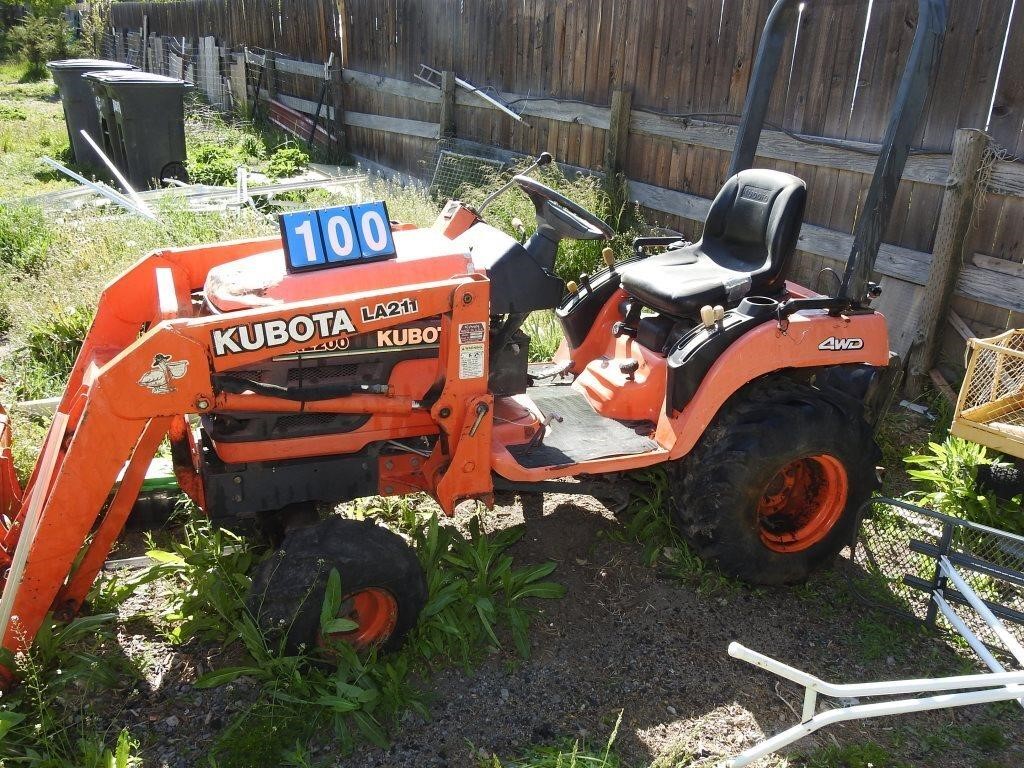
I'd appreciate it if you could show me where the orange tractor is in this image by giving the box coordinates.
[0,0,947,679]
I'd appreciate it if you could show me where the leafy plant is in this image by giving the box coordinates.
[0,613,140,766]
[611,469,733,595]
[6,304,92,400]
[188,143,244,186]
[523,310,563,362]
[164,507,565,763]
[266,144,310,179]
[139,510,255,644]
[904,437,1022,533]
[468,162,646,282]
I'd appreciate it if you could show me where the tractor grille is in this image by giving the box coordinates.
[275,413,338,430]
[287,363,360,384]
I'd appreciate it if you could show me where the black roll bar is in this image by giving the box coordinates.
[729,0,949,304]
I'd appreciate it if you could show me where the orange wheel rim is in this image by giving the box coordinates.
[756,454,848,553]
[320,587,398,650]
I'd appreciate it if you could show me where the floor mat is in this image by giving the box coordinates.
[508,385,659,469]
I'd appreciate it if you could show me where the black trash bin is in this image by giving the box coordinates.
[82,71,192,189]
[47,58,136,169]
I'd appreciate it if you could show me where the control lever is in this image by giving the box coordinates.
[525,411,563,454]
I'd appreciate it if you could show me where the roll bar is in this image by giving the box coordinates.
[729,0,949,304]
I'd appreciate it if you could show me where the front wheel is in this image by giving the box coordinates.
[670,377,879,585]
[247,517,427,654]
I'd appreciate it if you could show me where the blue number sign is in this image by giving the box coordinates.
[279,201,397,272]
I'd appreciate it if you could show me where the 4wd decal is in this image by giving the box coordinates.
[212,309,357,357]
[818,336,864,351]
[360,298,418,323]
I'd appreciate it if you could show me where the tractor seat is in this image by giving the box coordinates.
[619,169,806,317]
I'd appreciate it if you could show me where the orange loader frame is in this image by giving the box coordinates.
[0,238,496,683]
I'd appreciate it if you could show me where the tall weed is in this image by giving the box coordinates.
[0,614,141,766]
[904,437,1022,533]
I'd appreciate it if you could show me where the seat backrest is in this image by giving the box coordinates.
[701,168,807,291]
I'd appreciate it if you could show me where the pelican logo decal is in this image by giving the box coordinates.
[138,354,189,394]
[818,336,864,351]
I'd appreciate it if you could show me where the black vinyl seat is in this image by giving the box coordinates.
[619,169,807,318]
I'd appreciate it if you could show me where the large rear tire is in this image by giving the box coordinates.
[671,376,879,585]
[247,517,427,654]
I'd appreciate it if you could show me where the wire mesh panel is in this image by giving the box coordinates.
[428,148,504,201]
[953,329,1024,459]
[850,498,1024,666]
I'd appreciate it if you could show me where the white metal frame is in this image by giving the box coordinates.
[724,556,1024,767]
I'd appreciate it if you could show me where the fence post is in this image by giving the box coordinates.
[265,51,277,101]
[230,51,248,116]
[440,70,457,140]
[605,88,632,207]
[605,88,632,176]
[330,64,347,156]
[906,128,989,398]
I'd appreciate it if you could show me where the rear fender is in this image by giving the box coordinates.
[662,311,890,459]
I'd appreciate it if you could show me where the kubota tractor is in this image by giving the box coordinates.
[0,0,947,679]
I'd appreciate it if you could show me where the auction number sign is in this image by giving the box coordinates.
[279,201,397,272]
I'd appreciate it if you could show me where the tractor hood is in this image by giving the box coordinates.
[205,228,475,313]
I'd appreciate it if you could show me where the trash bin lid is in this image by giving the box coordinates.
[47,58,136,72]
[82,71,190,88]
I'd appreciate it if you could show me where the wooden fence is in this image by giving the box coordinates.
[106,0,1024,388]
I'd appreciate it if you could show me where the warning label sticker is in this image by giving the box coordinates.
[459,342,485,379]
[459,322,486,344]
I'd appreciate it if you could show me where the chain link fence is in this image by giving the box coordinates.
[849,497,1024,667]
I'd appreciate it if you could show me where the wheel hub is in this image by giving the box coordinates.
[757,454,848,553]
[321,587,399,650]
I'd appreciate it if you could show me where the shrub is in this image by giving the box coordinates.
[7,14,74,81]
[188,143,243,186]
[266,144,310,179]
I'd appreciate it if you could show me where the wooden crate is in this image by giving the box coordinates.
[952,329,1024,460]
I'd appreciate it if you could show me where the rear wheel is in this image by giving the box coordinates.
[247,517,427,654]
[671,377,879,585]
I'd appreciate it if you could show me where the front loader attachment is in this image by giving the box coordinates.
[0,234,493,686]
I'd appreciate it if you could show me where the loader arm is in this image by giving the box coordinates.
[0,238,493,684]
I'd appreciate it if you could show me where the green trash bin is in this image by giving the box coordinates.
[47,58,136,169]
[82,71,192,189]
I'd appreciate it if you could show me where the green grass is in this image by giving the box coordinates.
[488,712,624,767]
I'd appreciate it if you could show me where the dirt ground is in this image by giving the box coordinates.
[100,484,1023,768]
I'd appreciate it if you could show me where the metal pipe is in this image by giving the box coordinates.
[78,129,156,219]
[940,556,1024,664]
[728,642,1024,697]
[725,682,1024,768]
[40,157,154,220]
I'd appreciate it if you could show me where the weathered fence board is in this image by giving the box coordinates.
[106,0,1024,355]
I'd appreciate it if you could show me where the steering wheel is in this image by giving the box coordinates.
[514,175,615,242]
